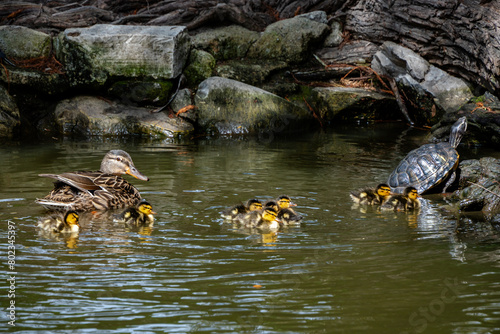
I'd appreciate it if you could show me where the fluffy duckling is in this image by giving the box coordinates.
[221,203,247,220]
[350,183,392,205]
[245,199,263,211]
[276,195,296,209]
[278,208,303,226]
[114,201,156,226]
[37,211,80,233]
[235,207,280,229]
[264,200,280,212]
[380,187,420,212]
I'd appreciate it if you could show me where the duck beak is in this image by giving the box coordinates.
[126,166,149,181]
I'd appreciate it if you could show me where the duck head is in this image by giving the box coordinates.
[100,150,149,181]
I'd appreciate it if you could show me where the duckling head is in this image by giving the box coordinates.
[246,199,263,211]
[64,211,80,231]
[376,184,391,200]
[276,195,296,209]
[137,201,156,216]
[262,207,279,222]
[100,150,149,181]
[404,187,419,200]
[264,200,280,212]
[277,208,302,225]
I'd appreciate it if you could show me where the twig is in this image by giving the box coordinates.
[468,181,500,198]
[388,77,414,126]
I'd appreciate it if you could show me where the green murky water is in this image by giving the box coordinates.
[1,124,500,333]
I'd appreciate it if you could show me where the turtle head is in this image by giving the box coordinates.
[449,117,467,148]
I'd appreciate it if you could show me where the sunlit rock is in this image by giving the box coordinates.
[52,96,193,138]
[55,25,190,86]
[247,14,330,64]
[194,76,314,136]
[311,86,397,122]
[372,41,473,124]
[0,85,20,138]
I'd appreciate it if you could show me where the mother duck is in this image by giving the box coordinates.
[36,150,149,211]
[387,117,467,194]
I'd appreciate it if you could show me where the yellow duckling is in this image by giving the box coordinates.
[350,183,392,205]
[380,187,421,212]
[37,211,80,233]
[114,201,156,226]
[277,208,303,225]
[245,198,263,211]
[235,207,280,229]
[276,195,296,209]
[264,200,280,212]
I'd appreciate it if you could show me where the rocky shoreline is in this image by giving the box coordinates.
[0,9,499,147]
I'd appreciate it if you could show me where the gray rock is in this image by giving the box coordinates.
[0,85,20,138]
[108,80,173,106]
[247,16,330,64]
[0,26,52,59]
[56,25,190,86]
[372,41,473,123]
[190,25,259,61]
[316,40,378,65]
[184,49,216,86]
[323,20,343,48]
[311,87,397,121]
[456,157,500,221]
[215,59,288,86]
[53,96,193,138]
[194,77,314,136]
[296,11,328,24]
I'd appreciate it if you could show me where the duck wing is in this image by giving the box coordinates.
[39,171,103,195]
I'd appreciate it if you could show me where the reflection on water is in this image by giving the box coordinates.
[1,125,500,333]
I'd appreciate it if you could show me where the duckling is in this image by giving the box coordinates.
[114,201,156,226]
[245,198,263,211]
[276,195,296,209]
[264,200,280,212]
[37,211,80,233]
[235,207,280,229]
[277,208,303,226]
[380,187,420,212]
[350,183,392,205]
[221,203,247,220]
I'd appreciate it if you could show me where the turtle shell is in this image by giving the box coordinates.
[387,142,459,194]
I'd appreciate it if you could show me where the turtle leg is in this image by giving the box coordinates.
[442,171,456,193]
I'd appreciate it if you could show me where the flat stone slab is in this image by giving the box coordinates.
[57,24,190,85]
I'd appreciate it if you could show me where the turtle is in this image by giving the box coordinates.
[387,116,468,194]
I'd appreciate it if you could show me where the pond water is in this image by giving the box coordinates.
[1,124,500,334]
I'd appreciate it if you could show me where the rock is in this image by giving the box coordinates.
[194,77,314,136]
[215,59,288,86]
[455,157,500,221]
[190,25,259,61]
[322,20,343,48]
[108,80,173,106]
[0,68,69,96]
[184,49,216,87]
[0,26,52,59]
[296,11,328,24]
[53,96,193,138]
[311,87,398,122]
[171,88,196,123]
[371,41,473,124]
[55,25,190,87]
[247,15,330,64]
[0,85,21,138]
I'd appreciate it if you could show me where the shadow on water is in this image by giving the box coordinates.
[1,123,499,333]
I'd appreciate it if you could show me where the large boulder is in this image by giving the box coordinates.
[0,26,52,60]
[194,77,314,136]
[52,96,193,138]
[372,41,473,125]
[0,85,20,138]
[55,25,190,87]
[247,14,330,64]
